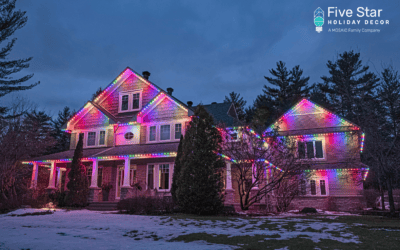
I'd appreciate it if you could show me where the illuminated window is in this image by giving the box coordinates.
[160,125,170,140]
[159,164,169,190]
[175,124,182,139]
[87,132,96,146]
[149,126,156,141]
[99,131,106,145]
[147,165,154,189]
[298,140,324,159]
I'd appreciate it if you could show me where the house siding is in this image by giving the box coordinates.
[74,107,110,130]
[142,97,187,123]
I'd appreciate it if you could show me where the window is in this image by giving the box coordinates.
[97,167,103,187]
[124,132,134,140]
[87,132,96,146]
[175,124,182,139]
[147,165,154,189]
[119,91,142,112]
[160,125,170,140]
[298,140,324,159]
[159,164,169,190]
[132,93,140,109]
[149,126,156,141]
[87,167,92,187]
[320,180,326,195]
[99,131,106,145]
[310,180,316,195]
[121,95,129,111]
[130,165,137,185]
[300,179,306,195]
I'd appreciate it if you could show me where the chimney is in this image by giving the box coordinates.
[166,87,174,96]
[142,71,151,80]
[187,101,193,107]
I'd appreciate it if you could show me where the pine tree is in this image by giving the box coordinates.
[91,87,103,101]
[66,134,89,207]
[51,106,72,153]
[320,50,379,122]
[0,0,39,116]
[171,134,183,204]
[254,61,311,126]
[224,91,247,121]
[176,105,225,215]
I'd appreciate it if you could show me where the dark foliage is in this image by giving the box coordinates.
[171,134,183,204]
[65,135,88,207]
[51,106,72,153]
[117,196,175,215]
[224,91,247,121]
[300,207,317,213]
[175,105,225,215]
[0,0,39,116]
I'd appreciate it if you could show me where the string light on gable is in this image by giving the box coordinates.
[360,133,365,153]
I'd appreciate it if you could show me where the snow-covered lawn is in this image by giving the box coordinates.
[0,208,397,249]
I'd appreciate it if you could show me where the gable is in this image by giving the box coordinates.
[72,104,112,130]
[141,95,188,123]
[96,70,160,117]
[270,99,359,132]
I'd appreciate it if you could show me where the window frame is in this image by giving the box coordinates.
[146,122,185,143]
[297,137,326,161]
[118,90,142,113]
[75,129,108,148]
[305,177,329,196]
[146,163,174,192]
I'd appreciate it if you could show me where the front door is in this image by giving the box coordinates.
[116,166,124,199]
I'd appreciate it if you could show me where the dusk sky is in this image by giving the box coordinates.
[3,0,400,116]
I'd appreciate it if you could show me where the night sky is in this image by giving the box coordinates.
[2,0,399,116]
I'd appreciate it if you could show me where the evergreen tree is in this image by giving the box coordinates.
[51,106,72,153]
[91,87,103,101]
[171,134,183,204]
[320,50,379,122]
[0,0,39,116]
[176,105,225,215]
[254,61,311,126]
[66,134,88,207]
[224,91,247,121]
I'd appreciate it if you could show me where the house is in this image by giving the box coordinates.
[23,68,239,203]
[23,68,368,211]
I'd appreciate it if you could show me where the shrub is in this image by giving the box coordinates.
[301,207,317,213]
[48,191,68,207]
[363,189,380,209]
[0,198,23,214]
[117,196,175,215]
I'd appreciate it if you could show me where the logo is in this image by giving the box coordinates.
[314,7,324,33]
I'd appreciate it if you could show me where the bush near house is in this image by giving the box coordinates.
[117,196,175,215]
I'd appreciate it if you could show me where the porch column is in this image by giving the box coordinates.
[47,161,56,189]
[226,161,233,190]
[56,168,63,189]
[90,159,99,188]
[122,157,131,187]
[30,162,39,189]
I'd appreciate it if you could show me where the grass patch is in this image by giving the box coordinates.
[9,211,53,217]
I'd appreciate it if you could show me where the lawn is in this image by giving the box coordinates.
[0,209,399,250]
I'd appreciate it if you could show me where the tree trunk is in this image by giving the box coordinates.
[379,180,385,210]
[386,177,396,217]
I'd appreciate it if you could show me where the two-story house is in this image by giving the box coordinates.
[23,68,238,203]
[24,68,368,211]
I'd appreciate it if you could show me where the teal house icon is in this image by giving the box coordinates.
[314,7,324,33]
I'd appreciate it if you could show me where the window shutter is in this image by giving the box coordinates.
[140,126,147,144]
[306,142,314,158]
[106,129,114,146]
[320,180,326,195]
[298,142,305,159]
[70,133,77,150]
[310,180,316,195]
[315,141,323,158]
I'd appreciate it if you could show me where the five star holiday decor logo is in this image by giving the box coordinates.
[314,7,324,33]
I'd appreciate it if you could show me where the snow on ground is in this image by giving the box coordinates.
[0,209,360,250]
